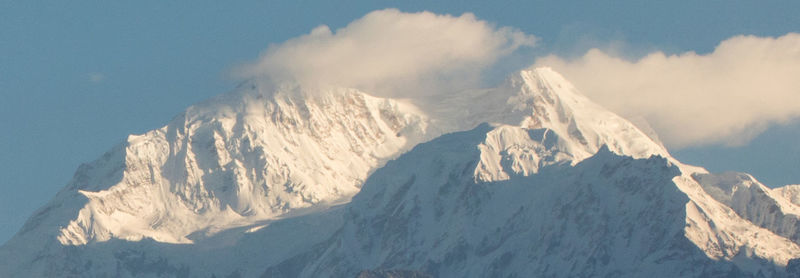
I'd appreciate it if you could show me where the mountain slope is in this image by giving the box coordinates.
[0,82,435,276]
[2,68,799,277]
[420,68,670,163]
[693,172,800,244]
[56,83,432,245]
[264,69,800,277]
[269,124,800,277]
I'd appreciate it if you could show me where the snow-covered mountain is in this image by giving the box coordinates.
[0,82,436,276]
[264,70,800,277]
[27,83,433,244]
[271,126,800,277]
[2,68,799,277]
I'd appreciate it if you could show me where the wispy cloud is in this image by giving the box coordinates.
[234,9,536,97]
[536,33,800,149]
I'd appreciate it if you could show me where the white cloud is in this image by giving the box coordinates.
[235,9,535,97]
[535,33,800,149]
[233,9,799,150]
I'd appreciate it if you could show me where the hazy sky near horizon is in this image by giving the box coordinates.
[1,1,799,245]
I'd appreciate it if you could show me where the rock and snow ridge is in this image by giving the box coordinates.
[2,67,800,277]
[264,70,800,277]
[52,84,432,246]
[273,124,800,277]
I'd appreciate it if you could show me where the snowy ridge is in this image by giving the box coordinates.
[47,68,672,245]
[470,68,671,182]
[42,83,433,246]
[421,68,670,162]
[510,68,669,159]
[273,131,713,277]
[266,69,800,277]
[691,172,800,244]
[272,123,800,277]
[2,68,800,277]
[677,175,800,269]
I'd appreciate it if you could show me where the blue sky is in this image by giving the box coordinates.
[1,1,798,244]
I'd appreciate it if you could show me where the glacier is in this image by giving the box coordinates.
[1,68,799,277]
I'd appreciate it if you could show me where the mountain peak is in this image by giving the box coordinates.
[279,119,798,277]
[5,67,799,277]
[507,67,670,160]
[50,68,673,244]
[29,84,437,246]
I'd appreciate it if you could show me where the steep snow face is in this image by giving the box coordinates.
[421,68,671,183]
[423,68,670,163]
[262,69,800,277]
[692,172,800,244]
[675,175,800,271]
[276,124,800,278]
[50,83,431,245]
[507,68,669,160]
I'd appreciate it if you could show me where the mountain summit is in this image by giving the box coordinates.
[2,68,799,277]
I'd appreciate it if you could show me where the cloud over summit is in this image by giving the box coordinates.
[235,9,800,150]
[537,33,800,149]
[235,9,536,97]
